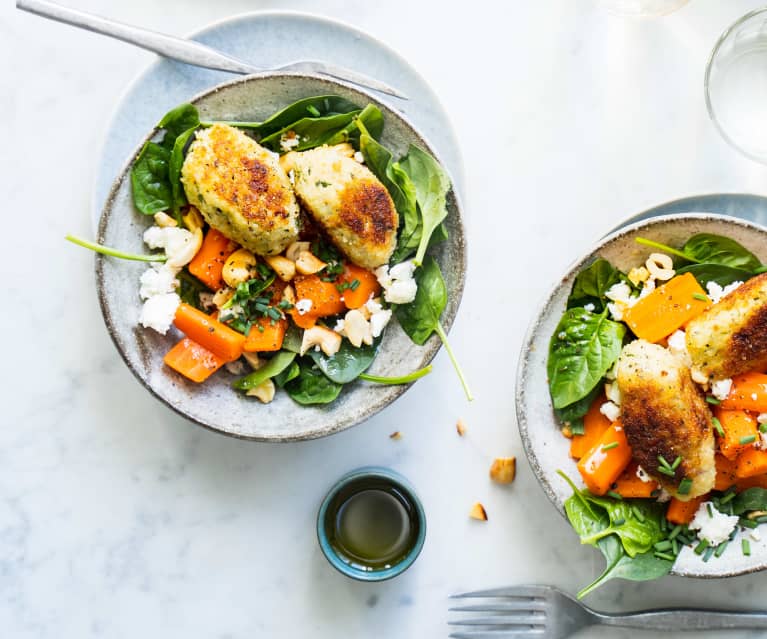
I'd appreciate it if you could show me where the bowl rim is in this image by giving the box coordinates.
[515,211,767,578]
[95,71,467,442]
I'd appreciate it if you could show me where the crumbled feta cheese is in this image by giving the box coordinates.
[689,502,739,545]
[365,297,384,315]
[605,382,621,405]
[375,261,417,304]
[353,151,365,164]
[279,132,300,152]
[667,329,692,366]
[143,226,196,266]
[288,169,295,185]
[600,401,621,422]
[691,368,709,386]
[711,378,733,402]
[295,299,313,315]
[369,308,392,338]
[636,465,651,483]
[333,319,345,333]
[584,303,596,312]
[607,302,624,321]
[706,280,743,304]
[139,264,179,300]
[605,282,633,305]
[139,293,180,334]
[758,413,767,425]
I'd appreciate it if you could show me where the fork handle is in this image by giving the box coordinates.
[598,609,767,631]
[16,0,259,74]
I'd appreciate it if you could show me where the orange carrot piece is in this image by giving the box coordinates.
[613,462,660,498]
[173,303,245,362]
[243,317,287,353]
[576,420,633,496]
[666,495,705,525]
[569,394,611,459]
[293,274,345,317]
[736,448,767,478]
[289,311,319,329]
[338,263,381,309]
[714,453,740,491]
[720,372,767,413]
[623,273,709,343]
[189,228,237,290]
[736,474,767,491]
[163,337,226,383]
[715,408,758,460]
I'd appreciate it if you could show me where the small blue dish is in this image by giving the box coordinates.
[317,466,426,581]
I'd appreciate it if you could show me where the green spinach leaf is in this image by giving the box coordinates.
[168,126,198,214]
[567,259,625,312]
[131,142,172,214]
[394,256,447,345]
[158,103,200,148]
[554,384,601,431]
[676,263,754,288]
[732,487,767,515]
[682,233,762,271]
[281,324,303,354]
[326,104,384,146]
[232,351,297,391]
[273,361,301,388]
[548,308,625,409]
[579,543,673,599]
[259,111,362,152]
[309,337,381,384]
[285,362,343,405]
[176,269,211,310]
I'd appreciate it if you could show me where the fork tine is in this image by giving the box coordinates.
[449,630,545,639]
[449,615,544,627]
[451,585,552,599]
[449,601,545,613]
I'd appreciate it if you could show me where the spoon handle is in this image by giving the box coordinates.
[16,0,260,74]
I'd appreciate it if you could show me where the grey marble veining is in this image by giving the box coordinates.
[5,0,767,637]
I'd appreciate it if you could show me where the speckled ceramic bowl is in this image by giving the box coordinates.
[516,213,767,578]
[96,73,466,442]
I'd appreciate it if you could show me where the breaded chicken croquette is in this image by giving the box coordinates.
[617,339,715,500]
[686,273,767,381]
[280,145,398,269]
[181,124,299,255]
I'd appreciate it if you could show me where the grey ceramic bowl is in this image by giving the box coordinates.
[516,213,767,578]
[96,72,466,442]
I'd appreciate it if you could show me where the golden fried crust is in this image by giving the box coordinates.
[617,340,715,500]
[281,145,398,269]
[686,273,767,380]
[181,124,299,255]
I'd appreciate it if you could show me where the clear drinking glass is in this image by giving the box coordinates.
[599,0,689,17]
[706,8,767,163]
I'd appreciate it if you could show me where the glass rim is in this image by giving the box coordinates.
[704,6,767,164]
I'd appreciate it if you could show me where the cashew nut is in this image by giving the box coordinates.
[295,251,327,275]
[166,227,203,268]
[222,248,257,288]
[285,241,312,262]
[627,266,650,287]
[246,378,275,403]
[646,252,675,281]
[300,325,342,356]
[183,206,205,233]
[282,285,296,306]
[153,211,177,228]
[264,255,296,282]
[212,287,234,309]
[343,309,373,347]
[242,352,263,370]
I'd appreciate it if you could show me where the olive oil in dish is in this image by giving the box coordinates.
[325,479,420,571]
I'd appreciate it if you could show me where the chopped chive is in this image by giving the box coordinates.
[742,539,751,556]
[760,423,767,434]
[706,396,721,405]
[702,545,715,562]
[740,435,757,445]
[715,541,729,557]
[349,278,360,291]
[602,441,620,451]
[654,551,676,561]
[672,538,679,555]
[720,490,737,505]
[669,524,683,540]
[657,455,672,470]
[740,518,758,529]
[570,422,585,436]
[677,478,693,495]
[607,490,623,500]
[631,506,646,523]
[707,503,714,518]
[712,416,725,437]
[677,534,694,545]
[692,293,708,302]
[654,540,673,552]
[306,105,321,117]
[671,455,683,470]
[657,466,677,477]
[694,539,710,555]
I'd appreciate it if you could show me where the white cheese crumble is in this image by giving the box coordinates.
[689,502,739,545]
[711,378,733,402]
[600,401,621,423]
[758,413,767,425]
[353,151,365,164]
[143,226,197,267]
[295,299,313,315]
[139,293,180,334]
[605,282,638,321]
[605,382,622,405]
[279,132,300,152]
[636,465,651,483]
[139,264,179,300]
[375,260,417,304]
[691,368,709,386]
[287,169,296,185]
[667,329,692,366]
[584,303,596,312]
[706,280,743,304]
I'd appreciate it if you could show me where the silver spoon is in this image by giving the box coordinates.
[16,0,407,99]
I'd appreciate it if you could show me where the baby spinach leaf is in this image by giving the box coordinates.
[131,141,172,214]
[326,104,384,146]
[232,351,297,391]
[567,259,625,312]
[168,126,198,214]
[682,233,762,271]
[400,145,451,267]
[548,308,625,409]
[676,263,754,288]
[732,487,767,515]
[579,544,673,599]
[394,256,446,345]
[273,361,300,388]
[281,324,303,354]
[285,362,343,405]
[580,494,665,557]
[259,111,362,152]
[554,384,601,431]
[158,103,200,148]
[176,269,211,310]
[309,337,381,384]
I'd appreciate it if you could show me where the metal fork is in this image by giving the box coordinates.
[449,585,767,638]
[16,0,406,99]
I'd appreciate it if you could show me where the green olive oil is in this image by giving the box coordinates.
[325,479,419,571]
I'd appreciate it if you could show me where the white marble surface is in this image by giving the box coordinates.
[5,1,767,637]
